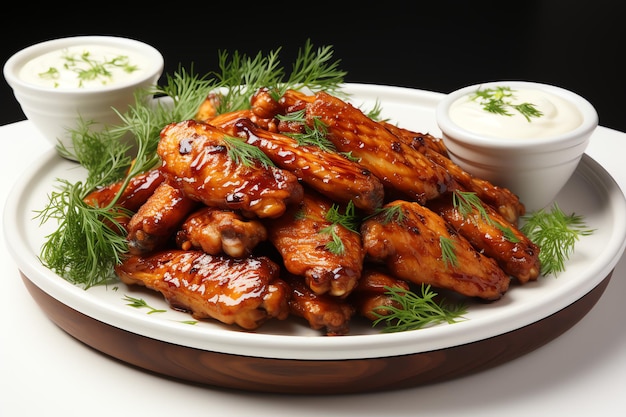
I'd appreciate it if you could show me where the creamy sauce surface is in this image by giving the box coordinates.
[449,87,583,139]
[19,44,150,89]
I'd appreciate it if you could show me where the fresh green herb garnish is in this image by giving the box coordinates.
[341,151,360,162]
[439,236,458,268]
[278,40,347,98]
[37,180,131,287]
[38,67,61,88]
[214,39,346,112]
[453,190,489,220]
[36,91,172,287]
[37,41,345,288]
[325,200,359,233]
[320,201,359,254]
[277,110,337,152]
[222,135,274,168]
[452,190,519,242]
[372,284,467,332]
[471,86,543,122]
[367,204,405,225]
[364,99,384,121]
[521,203,594,275]
[122,295,167,314]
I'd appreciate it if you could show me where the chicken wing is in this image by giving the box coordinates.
[283,273,354,336]
[427,192,541,283]
[115,250,290,330]
[349,267,410,321]
[175,206,267,258]
[380,121,449,156]
[305,91,454,204]
[84,168,166,212]
[265,188,364,297]
[157,120,303,219]
[126,181,199,255]
[83,168,167,231]
[229,117,384,213]
[361,200,510,300]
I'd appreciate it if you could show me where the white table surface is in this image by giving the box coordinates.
[1,120,625,417]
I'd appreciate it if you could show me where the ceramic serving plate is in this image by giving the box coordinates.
[4,84,626,394]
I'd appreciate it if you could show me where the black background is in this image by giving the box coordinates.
[2,1,624,132]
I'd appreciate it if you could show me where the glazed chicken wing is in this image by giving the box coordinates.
[380,121,449,156]
[427,192,541,283]
[265,189,364,297]
[175,206,267,258]
[115,250,290,330]
[84,168,167,212]
[84,168,167,231]
[205,102,384,214]
[283,274,354,336]
[229,117,384,213]
[157,120,303,219]
[305,91,454,204]
[126,181,198,255]
[361,200,510,300]
[349,268,410,321]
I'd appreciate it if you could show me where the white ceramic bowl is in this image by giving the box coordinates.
[436,81,598,212]
[4,35,164,158]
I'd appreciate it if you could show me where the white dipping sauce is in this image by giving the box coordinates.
[18,44,149,90]
[449,87,583,139]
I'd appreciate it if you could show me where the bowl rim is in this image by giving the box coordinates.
[3,35,164,94]
[435,80,598,149]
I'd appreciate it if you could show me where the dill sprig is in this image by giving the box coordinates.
[213,39,346,113]
[453,190,489,219]
[439,236,458,268]
[37,179,131,287]
[520,203,594,276]
[367,204,405,225]
[280,40,347,96]
[277,110,336,152]
[57,118,133,188]
[452,190,519,242]
[152,65,217,121]
[122,295,167,314]
[326,200,360,233]
[364,99,384,121]
[213,48,284,113]
[320,201,359,254]
[372,284,467,332]
[222,135,274,168]
[471,86,543,122]
[37,101,166,287]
